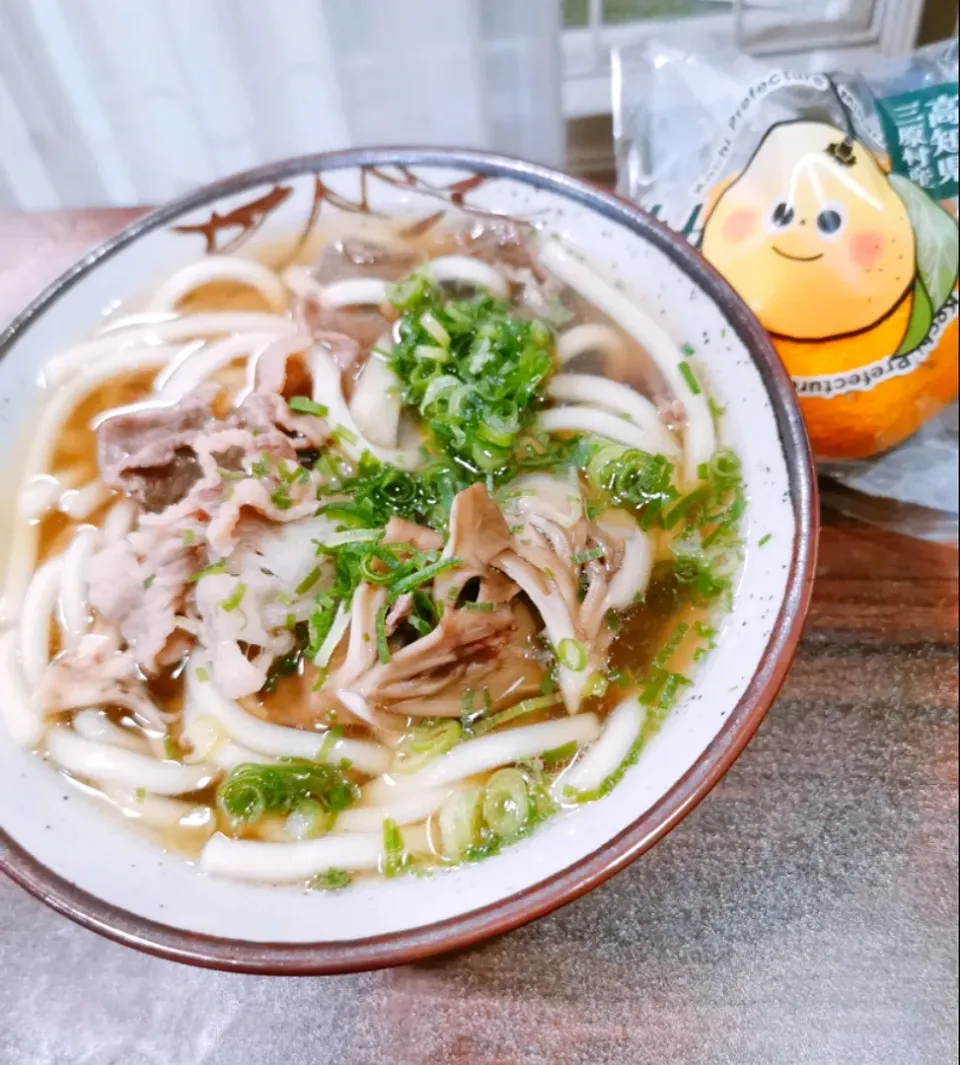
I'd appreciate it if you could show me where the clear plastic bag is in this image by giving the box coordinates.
[614,40,959,540]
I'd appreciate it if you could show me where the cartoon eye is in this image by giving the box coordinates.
[769,201,795,230]
[816,205,846,239]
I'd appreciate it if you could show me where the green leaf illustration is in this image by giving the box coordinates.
[895,278,933,356]
[889,173,960,311]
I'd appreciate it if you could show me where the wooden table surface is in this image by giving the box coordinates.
[0,210,957,1065]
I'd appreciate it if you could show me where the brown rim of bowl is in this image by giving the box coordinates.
[0,146,819,975]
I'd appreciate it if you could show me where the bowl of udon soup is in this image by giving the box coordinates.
[0,149,815,972]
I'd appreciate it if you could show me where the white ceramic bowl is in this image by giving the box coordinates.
[0,149,817,972]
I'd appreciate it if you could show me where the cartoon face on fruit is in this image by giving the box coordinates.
[702,121,918,341]
[700,119,959,460]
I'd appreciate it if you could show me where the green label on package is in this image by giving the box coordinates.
[877,84,959,200]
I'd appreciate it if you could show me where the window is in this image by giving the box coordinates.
[561,0,922,118]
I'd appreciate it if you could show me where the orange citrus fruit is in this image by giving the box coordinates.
[700,119,959,459]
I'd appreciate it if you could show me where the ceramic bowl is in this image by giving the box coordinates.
[0,148,817,973]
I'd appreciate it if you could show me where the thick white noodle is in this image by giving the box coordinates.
[59,480,112,521]
[101,786,214,831]
[102,499,137,543]
[3,346,179,622]
[58,526,100,647]
[146,256,288,313]
[238,333,314,404]
[154,332,284,401]
[426,256,510,299]
[539,239,715,483]
[0,630,42,746]
[539,407,675,456]
[310,347,419,469]
[282,265,326,303]
[349,349,401,449]
[546,374,679,457]
[97,311,179,335]
[72,709,147,752]
[186,658,390,775]
[200,831,384,882]
[213,741,278,772]
[46,727,216,796]
[364,715,601,803]
[495,552,588,714]
[42,314,295,388]
[19,473,74,521]
[19,556,63,686]
[318,277,389,308]
[557,323,625,365]
[555,698,646,796]
[333,786,459,833]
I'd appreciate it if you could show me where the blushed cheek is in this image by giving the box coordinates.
[851,230,886,270]
[722,208,757,243]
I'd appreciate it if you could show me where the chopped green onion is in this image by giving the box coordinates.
[572,546,605,566]
[419,310,450,347]
[288,396,329,418]
[382,817,407,878]
[583,671,609,699]
[471,692,563,736]
[678,360,702,396]
[375,602,390,664]
[332,426,358,447]
[437,786,484,860]
[758,533,773,547]
[195,666,210,683]
[316,726,343,763]
[540,741,578,766]
[389,556,462,596]
[270,484,293,511]
[285,798,331,841]
[557,638,587,672]
[481,768,530,842]
[461,600,495,612]
[309,868,353,892]
[413,343,449,362]
[296,566,323,596]
[182,529,196,546]
[680,342,696,357]
[142,574,156,589]
[393,720,461,774]
[219,582,247,612]
[217,760,358,827]
[709,449,742,488]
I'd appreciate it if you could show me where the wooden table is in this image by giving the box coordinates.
[1,210,957,1065]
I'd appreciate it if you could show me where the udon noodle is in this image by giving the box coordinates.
[0,217,745,888]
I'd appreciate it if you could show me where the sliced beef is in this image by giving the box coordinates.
[454,219,536,273]
[313,238,422,284]
[38,636,162,725]
[237,391,329,450]
[97,385,218,512]
[87,527,200,675]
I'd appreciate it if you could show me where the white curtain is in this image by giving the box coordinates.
[0,0,564,210]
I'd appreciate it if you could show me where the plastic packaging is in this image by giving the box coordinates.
[614,40,959,540]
